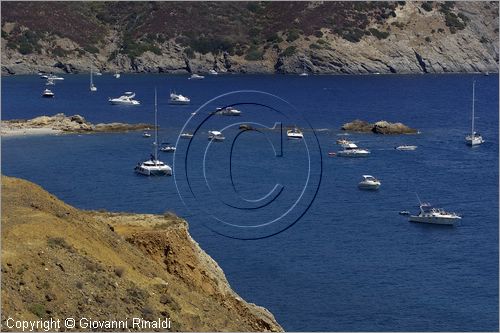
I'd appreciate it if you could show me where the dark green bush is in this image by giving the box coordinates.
[480,36,489,44]
[244,45,263,61]
[342,28,365,43]
[369,28,390,40]
[313,30,323,38]
[317,39,327,45]
[266,33,283,43]
[52,46,69,57]
[84,44,99,54]
[444,12,466,33]
[286,29,302,43]
[1,29,7,38]
[421,2,433,12]
[184,47,195,59]
[280,45,296,57]
[425,36,431,42]
[309,43,321,49]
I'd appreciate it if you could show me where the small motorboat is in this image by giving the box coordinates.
[169,92,190,105]
[208,130,225,142]
[114,72,121,78]
[189,73,205,80]
[337,143,370,157]
[143,132,151,138]
[95,72,103,76]
[42,88,54,98]
[395,145,417,151]
[109,92,140,105]
[160,145,176,153]
[180,132,194,139]
[409,202,461,225]
[399,211,411,216]
[47,74,64,80]
[328,152,336,157]
[45,79,55,86]
[208,69,218,75]
[358,175,381,190]
[215,107,242,116]
[287,128,303,140]
[336,138,353,145]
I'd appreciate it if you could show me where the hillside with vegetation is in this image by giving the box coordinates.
[1,176,282,331]
[1,1,498,75]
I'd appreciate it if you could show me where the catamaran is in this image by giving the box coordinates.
[134,90,172,176]
[465,81,484,146]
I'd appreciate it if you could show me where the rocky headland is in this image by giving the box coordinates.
[1,2,498,76]
[1,175,283,331]
[342,119,418,134]
[1,113,153,136]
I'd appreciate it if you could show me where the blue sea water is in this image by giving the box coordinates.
[2,73,498,331]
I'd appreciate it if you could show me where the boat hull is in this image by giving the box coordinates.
[408,216,460,225]
[169,100,190,105]
[134,166,172,176]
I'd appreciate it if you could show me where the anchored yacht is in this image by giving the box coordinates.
[208,130,225,142]
[337,143,370,157]
[215,107,242,116]
[409,203,461,225]
[465,81,484,146]
[180,132,194,139]
[109,92,140,105]
[42,88,54,98]
[287,128,304,140]
[169,92,190,105]
[395,145,417,151]
[358,175,381,190]
[189,73,205,80]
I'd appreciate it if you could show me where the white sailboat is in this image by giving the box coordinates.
[134,89,172,176]
[89,67,97,92]
[465,81,484,146]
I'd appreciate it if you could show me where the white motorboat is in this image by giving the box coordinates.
[395,145,417,151]
[47,74,64,80]
[89,67,97,92]
[189,73,205,80]
[143,132,151,138]
[337,143,370,157]
[336,138,353,145]
[409,202,461,225]
[135,90,172,176]
[208,69,218,75]
[208,130,225,142]
[114,72,121,78]
[42,88,54,98]
[45,78,55,86]
[95,72,103,76]
[160,145,176,153]
[358,175,381,190]
[465,81,484,146]
[39,73,48,79]
[287,128,303,140]
[169,92,190,105]
[109,92,140,105]
[299,72,309,77]
[180,132,194,139]
[215,107,242,116]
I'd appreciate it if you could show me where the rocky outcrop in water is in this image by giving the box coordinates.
[342,119,417,134]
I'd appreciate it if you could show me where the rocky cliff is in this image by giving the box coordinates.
[1,1,498,75]
[1,176,282,331]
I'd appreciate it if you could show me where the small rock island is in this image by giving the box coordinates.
[341,119,418,134]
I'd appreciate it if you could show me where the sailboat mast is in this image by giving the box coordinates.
[90,66,93,86]
[471,81,475,136]
[154,88,158,162]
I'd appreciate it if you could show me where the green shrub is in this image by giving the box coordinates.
[280,45,296,57]
[421,2,433,12]
[29,304,45,318]
[18,42,33,55]
[444,12,466,33]
[184,47,195,59]
[266,33,283,43]
[84,44,99,54]
[480,36,489,44]
[309,43,321,49]
[369,28,390,40]
[341,28,365,43]
[52,46,68,57]
[1,29,7,38]
[286,29,302,43]
[425,36,431,42]
[313,30,323,38]
[244,45,263,61]
[317,39,327,45]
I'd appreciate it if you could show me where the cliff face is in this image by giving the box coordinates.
[1,1,498,75]
[1,176,282,331]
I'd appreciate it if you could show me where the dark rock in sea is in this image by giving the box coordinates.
[341,120,417,134]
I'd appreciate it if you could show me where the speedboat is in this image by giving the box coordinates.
[465,81,484,146]
[337,143,370,157]
[208,130,225,142]
[208,69,218,75]
[287,128,303,140]
[42,88,54,98]
[409,202,461,225]
[169,92,190,105]
[336,138,353,145]
[47,74,64,80]
[109,92,140,105]
[180,132,194,139]
[299,72,309,77]
[358,175,381,190]
[215,107,242,116]
[160,145,176,153]
[114,72,120,78]
[395,145,417,151]
[95,72,103,76]
[189,73,205,80]
[143,132,151,138]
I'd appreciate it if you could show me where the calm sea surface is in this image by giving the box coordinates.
[2,73,498,331]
